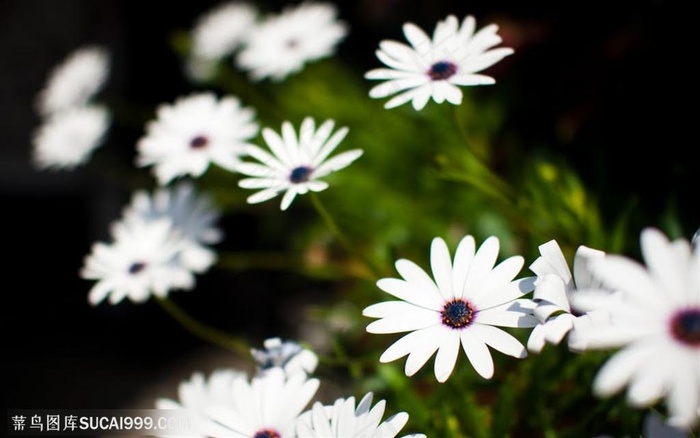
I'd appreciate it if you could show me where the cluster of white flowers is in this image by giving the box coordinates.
[186,1,348,82]
[363,229,700,430]
[155,337,426,438]
[32,45,111,170]
[80,181,222,305]
[31,2,698,433]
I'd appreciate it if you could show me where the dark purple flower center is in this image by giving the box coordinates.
[128,262,147,275]
[253,429,281,438]
[428,61,458,81]
[670,308,700,347]
[289,166,312,183]
[441,298,476,329]
[189,135,209,149]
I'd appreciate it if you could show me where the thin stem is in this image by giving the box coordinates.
[308,192,382,279]
[155,296,249,356]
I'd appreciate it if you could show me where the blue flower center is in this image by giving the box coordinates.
[289,166,312,183]
[428,61,458,80]
[441,298,475,329]
[670,308,700,346]
[189,135,209,149]
[128,262,146,275]
[253,429,281,438]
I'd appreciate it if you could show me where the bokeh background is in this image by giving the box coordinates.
[3,0,690,435]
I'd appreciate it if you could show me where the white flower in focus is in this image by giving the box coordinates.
[123,181,223,272]
[363,235,537,382]
[296,392,426,438]
[136,92,259,185]
[236,117,362,210]
[203,368,319,438]
[365,14,513,110]
[251,337,319,377]
[31,105,110,170]
[187,2,257,81]
[526,240,608,353]
[573,228,700,430]
[236,2,348,81]
[80,217,195,305]
[155,369,248,438]
[36,45,110,116]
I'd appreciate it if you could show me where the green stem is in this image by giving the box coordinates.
[308,192,382,279]
[155,296,249,356]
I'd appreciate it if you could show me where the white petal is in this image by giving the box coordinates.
[527,324,547,353]
[384,86,431,110]
[460,330,494,379]
[452,235,476,299]
[472,324,527,358]
[375,277,443,310]
[431,237,454,300]
[364,301,437,333]
[449,73,495,86]
[395,258,441,298]
[463,236,500,300]
[533,274,570,310]
[403,22,431,52]
[434,331,461,382]
[368,76,429,99]
[312,149,363,178]
[475,307,537,328]
[404,326,446,376]
[280,188,298,210]
[593,341,659,397]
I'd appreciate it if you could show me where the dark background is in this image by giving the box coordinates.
[2,0,687,428]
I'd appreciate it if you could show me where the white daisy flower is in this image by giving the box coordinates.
[31,105,110,170]
[236,117,363,210]
[235,2,348,81]
[365,14,513,110]
[572,228,700,430]
[123,181,223,272]
[155,369,248,438]
[36,45,110,116]
[186,2,258,81]
[363,235,537,382]
[203,367,320,438]
[251,337,319,378]
[526,239,609,353]
[136,92,259,185]
[80,216,195,305]
[296,392,426,438]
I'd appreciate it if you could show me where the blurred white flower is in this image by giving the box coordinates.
[35,45,110,116]
[365,14,513,110]
[526,239,610,353]
[296,392,426,438]
[31,105,110,170]
[203,368,319,438]
[236,117,362,210]
[363,235,537,382]
[155,369,248,438]
[135,92,259,185]
[572,228,700,430]
[80,216,195,305]
[122,181,223,273]
[236,2,348,81]
[187,2,258,81]
[251,337,319,377]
